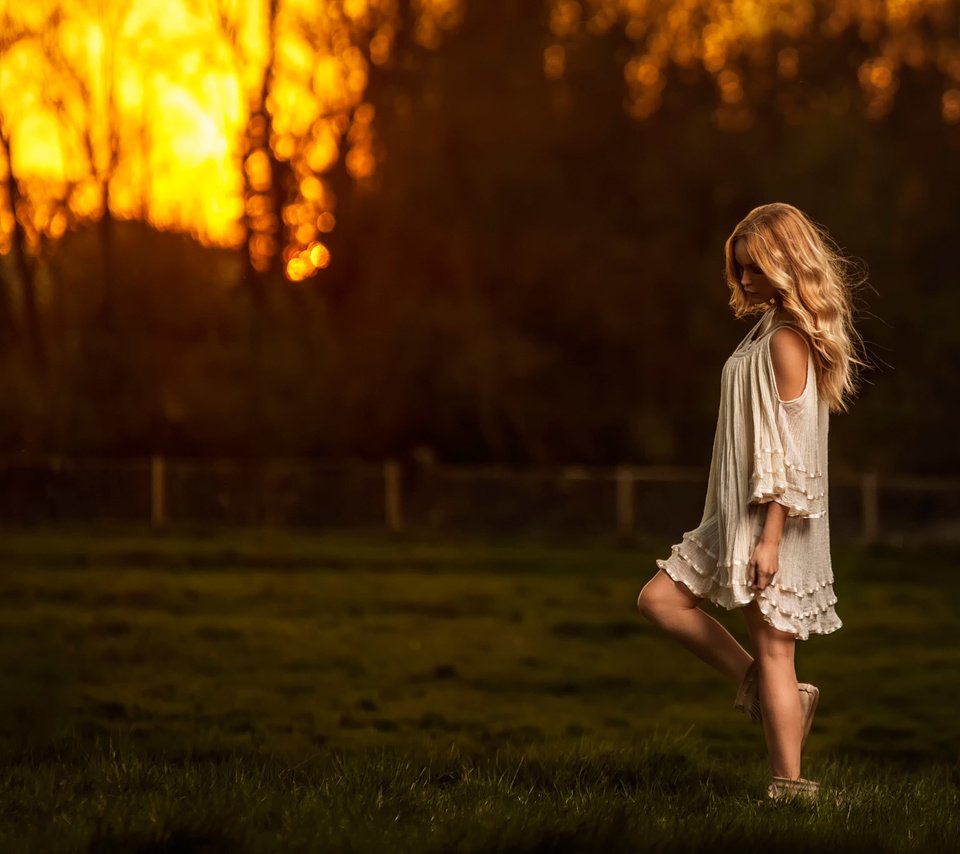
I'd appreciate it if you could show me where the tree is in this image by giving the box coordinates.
[36,0,136,329]
[0,10,53,370]
[544,0,960,127]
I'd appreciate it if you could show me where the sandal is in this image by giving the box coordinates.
[734,660,762,723]
[767,775,820,803]
[797,684,820,752]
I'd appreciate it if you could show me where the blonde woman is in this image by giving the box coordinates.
[636,203,867,803]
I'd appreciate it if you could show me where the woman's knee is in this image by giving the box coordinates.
[742,601,797,659]
[637,569,696,622]
[753,633,796,664]
[636,586,657,621]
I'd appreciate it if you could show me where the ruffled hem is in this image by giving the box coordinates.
[684,530,834,597]
[756,590,843,640]
[656,538,842,641]
[750,448,826,518]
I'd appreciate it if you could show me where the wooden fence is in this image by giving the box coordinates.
[1,455,958,546]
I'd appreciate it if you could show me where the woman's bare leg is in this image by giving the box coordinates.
[637,569,753,687]
[741,599,803,779]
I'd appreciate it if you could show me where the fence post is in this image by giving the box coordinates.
[384,458,403,533]
[616,466,635,544]
[151,454,166,529]
[861,470,879,546]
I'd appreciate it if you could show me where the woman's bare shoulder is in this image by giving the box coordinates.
[769,326,809,401]
[770,325,809,356]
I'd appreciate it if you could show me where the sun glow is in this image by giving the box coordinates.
[1,0,958,276]
[0,0,463,274]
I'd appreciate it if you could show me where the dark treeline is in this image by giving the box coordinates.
[1,1,956,473]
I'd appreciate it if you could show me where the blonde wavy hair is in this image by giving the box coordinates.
[724,203,870,414]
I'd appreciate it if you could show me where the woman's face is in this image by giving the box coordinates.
[733,238,778,306]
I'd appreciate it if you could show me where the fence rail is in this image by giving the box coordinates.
[1,455,958,546]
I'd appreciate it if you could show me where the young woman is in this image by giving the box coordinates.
[636,202,867,803]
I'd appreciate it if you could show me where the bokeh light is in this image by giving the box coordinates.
[0,0,464,279]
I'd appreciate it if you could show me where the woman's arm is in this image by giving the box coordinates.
[760,499,787,546]
[751,501,787,591]
[769,326,810,402]
[750,327,810,589]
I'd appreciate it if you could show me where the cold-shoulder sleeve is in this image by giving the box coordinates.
[748,330,826,518]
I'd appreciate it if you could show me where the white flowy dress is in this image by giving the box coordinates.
[656,306,842,640]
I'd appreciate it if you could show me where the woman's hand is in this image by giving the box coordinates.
[749,538,780,591]
[751,500,786,591]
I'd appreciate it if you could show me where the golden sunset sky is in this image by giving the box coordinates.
[0,0,956,280]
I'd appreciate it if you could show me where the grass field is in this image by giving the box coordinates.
[1,527,958,851]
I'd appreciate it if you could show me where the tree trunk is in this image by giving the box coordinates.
[97,185,116,331]
[0,123,45,371]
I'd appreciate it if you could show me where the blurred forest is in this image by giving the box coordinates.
[1,0,958,472]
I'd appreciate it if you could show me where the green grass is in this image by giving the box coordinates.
[1,527,958,851]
